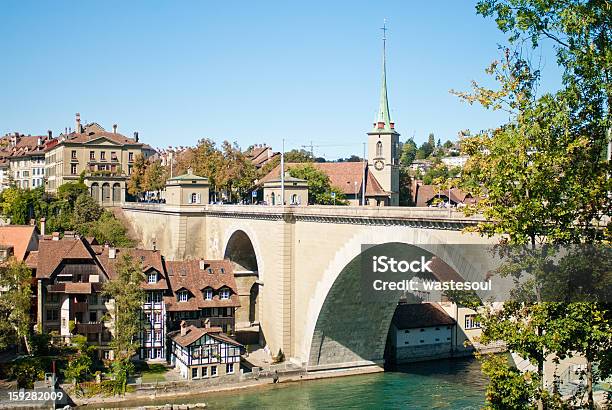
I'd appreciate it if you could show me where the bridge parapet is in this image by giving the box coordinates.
[122,203,484,229]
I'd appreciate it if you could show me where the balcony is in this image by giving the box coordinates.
[75,322,104,334]
[73,301,88,313]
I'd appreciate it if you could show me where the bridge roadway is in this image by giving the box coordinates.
[121,204,493,370]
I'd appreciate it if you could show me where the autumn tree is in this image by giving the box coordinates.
[217,141,257,202]
[143,160,167,197]
[127,154,147,200]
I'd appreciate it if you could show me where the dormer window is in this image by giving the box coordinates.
[178,291,189,302]
[203,288,213,300]
[148,272,157,284]
[220,268,225,274]
[208,268,213,274]
[220,288,230,300]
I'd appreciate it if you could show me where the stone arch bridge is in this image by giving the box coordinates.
[121,204,494,370]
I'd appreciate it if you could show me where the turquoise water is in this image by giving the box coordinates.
[90,358,488,409]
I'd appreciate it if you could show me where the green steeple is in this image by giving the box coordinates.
[373,22,395,133]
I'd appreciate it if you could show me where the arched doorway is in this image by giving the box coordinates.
[90,183,100,202]
[101,183,111,203]
[112,183,121,203]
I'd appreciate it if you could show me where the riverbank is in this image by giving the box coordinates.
[76,365,383,408]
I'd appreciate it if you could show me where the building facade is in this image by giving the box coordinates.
[0,133,54,190]
[45,114,156,204]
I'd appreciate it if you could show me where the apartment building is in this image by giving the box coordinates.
[0,132,54,190]
[45,114,156,204]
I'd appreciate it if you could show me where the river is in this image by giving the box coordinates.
[84,357,488,409]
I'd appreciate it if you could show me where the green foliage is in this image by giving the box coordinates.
[284,149,314,163]
[400,138,417,167]
[57,182,88,203]
[415,142,434,160]
[0,258,33,354]
[6,357,45,388]
[64,335,95,384]
[103,254,144,376]
[82,211,133,247]
[143,160,167,193]
[481,354,539,410]
[288,164,348,205]
[127,154,147,198]
[398,167,414,206]
[72,194,103,227]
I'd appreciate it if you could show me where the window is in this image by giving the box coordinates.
[376,141,383,156]
[202,367,208,378]
[90,151,95,160]
[145,312,152,323]
[220,268,225,274]
[208,268,213,274]
[89,311,97,322]
[148,273,157,283]
[71,150,77,159]
[70,163,77,175]
[465,314,481,329]
[178,291,188,302]
[190,193,199,204]
[204,288,213,300]
[226,363,234,374]
[48,293,60,303]
[128,152,134,162]
[46,309,59,321]
[111,151,117,161]
[192,367,199,379]
[154,312,162,323]
[145,331,152,342]
[103,350,111,360]
[100,151,106,160]
[156,348,162,359]
[211,365,217,377]
[220,288,230,300]
[155,330,162,341]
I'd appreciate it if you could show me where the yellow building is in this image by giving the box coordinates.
[164,169,210,206]
[45,114,155,205]
[263,173,308,206]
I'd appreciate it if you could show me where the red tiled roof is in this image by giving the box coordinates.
[96,247,167,289]
[168,325,242,347]
[260,162,389,197]
[35,237,98,278]
[0,225,38,262]
[164,260,240,311]
[391,302,456,329]
[61,131,153,150]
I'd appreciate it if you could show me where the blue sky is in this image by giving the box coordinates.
[0,1,562,159]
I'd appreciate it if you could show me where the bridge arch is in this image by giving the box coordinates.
[302,227,490,368]
[222,228,264,329]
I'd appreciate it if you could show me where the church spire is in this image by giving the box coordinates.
[374,20,394,132]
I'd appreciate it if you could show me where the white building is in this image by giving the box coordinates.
[169,322,243,380]
[441,155,469,169]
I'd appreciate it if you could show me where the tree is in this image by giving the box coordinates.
[57,181,88,203]
[400,138,417,167]
[427,133,435,148]
[103,253,144,394]
[288,164,348,205]
[398,167,414,206]
[415,142,434,159]
[72,193,103,227]
[453,1,612,405]
[284,149,314,163]
[443,140,454,149]
[85,211,133,247]
[64,335,95,386]
[0,258,33,354]
[217,141,257,202]
[143,160,167,196]
[127,154,147,199]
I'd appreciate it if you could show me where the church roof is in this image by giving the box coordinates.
[260,162,389,197]
[371,23,397,134]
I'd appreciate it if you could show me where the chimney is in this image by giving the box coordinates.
[75,113,81,133]
[203,318,211,328]
[52,232,60,241]
[113,124,117,134]
[199,260,206,270]
[47,130,52,139]
[108,247,116,259]
[152,239,157,251]
[10,135,17,147]
[133,131,139,142]
[390,122,395,129]
[180,320,188,336]
[37,137,42,146]
[40,218,46,236]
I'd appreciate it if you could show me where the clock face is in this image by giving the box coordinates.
[374,160,385,171]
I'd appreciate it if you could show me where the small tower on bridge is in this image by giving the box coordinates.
[367,21,400,206]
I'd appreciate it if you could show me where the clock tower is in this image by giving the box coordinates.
[367,22,400,206]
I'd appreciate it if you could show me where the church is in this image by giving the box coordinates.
[261,29,400,206]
